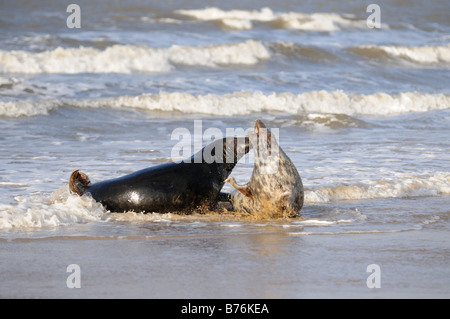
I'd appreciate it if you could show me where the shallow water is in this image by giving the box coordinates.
[1,195,449,298]
[0,0,449,298]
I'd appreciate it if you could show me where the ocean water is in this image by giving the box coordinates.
[0,0,449,299]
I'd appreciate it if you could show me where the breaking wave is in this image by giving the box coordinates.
[1,90,449,118]
[174,7,369,31]
[3,40,447,77]
[0,40,270,74]
[0,99,61,117]
[58,90,450,116]
[349,44,450,65]
[305,172,450,204]
[269,42,340,63]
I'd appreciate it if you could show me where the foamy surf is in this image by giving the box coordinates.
[0,99,61,117]
[0,187,107,230]
[0,40,270,74]
[2,90,449,118]
[66,90,450,116]
[3,41,447,77]
[305,171,450,204]
[174,7,370,31]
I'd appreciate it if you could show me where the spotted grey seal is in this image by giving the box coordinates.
[225,120,304,218]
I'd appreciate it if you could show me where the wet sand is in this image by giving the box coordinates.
[1,216,448,299]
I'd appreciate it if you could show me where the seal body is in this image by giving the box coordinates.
[226,120,304,218]
[70,137,249,213]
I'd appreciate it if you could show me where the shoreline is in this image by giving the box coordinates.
[1,218,448,299]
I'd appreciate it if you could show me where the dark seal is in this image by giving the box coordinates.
[225,120,304,218]
[69,137,249,213]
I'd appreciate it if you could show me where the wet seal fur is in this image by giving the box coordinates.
[225,120,304,218]
[69,137,249,213]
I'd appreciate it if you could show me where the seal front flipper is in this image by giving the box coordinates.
[69,169,91,196]
[225,177,253,198]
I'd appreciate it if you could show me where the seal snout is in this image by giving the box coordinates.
[254,119,267,135]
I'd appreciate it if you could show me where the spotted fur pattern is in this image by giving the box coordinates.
[226,120,304,218]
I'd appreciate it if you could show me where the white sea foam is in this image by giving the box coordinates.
[0,187,107,230]
[174,7,368,31]
[305,172,450,204]
[297,219,336,226]
[0,40,270,74]
[351,44,450,64]
[67,90,450,116]
[2,41,446,76]
[0,99,61,117]
[109,211,176,223]
[2,90,449,118]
